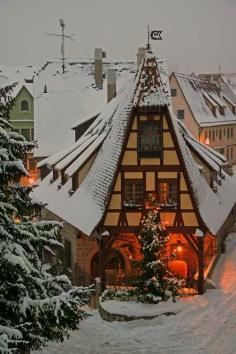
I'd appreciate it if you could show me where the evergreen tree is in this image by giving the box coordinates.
[0,83,94,354]
[132,209,183,303]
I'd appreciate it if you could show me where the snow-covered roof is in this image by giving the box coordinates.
[34,56,170,158]
[0,65,36,97]
[170,113,236,234]
[174,73,236,127]
[33,84,135,234]
[33,60,137,158]
[133,51,170,107]
[33,51,236,237]
[71,110,101,129]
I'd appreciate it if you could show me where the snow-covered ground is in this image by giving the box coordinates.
[33,232,236,354]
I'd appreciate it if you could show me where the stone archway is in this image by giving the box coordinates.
[91,248,126,285]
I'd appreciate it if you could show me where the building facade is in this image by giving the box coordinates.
[170,73,236,165]
[35,49,236,295]
[10,85,34,141]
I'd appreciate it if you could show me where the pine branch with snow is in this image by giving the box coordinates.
[0,84,94,354]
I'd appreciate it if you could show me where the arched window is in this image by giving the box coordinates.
[20,100,29,111]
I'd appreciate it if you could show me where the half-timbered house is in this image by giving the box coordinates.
[34,48,236,294]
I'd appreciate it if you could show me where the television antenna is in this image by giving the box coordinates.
[45,19,74,73]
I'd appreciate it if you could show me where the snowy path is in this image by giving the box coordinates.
[33,233,236,354]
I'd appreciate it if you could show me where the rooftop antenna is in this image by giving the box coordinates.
[45,19,74,73]
[147,24,151,51]
[218,64,221,73]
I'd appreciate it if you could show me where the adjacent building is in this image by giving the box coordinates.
[0,66,37,184]
[0,65,36,140]
[33,48,236,294]
[170,72,236,165]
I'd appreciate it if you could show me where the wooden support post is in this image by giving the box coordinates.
[99,237,106,292]
[197,235,205,295]
[221,239,226,253]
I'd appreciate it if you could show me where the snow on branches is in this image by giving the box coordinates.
[0,84,94,354]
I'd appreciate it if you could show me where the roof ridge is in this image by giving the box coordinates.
[133,50,169,107]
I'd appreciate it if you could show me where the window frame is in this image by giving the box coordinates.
[156,179,178,210]
[138,119,162,158]
[171,88,177,97]
[212,130,215,142]
[20,99,29,112]
[123,179,144,210]
[177,110,184,120]
[219,129,222,140]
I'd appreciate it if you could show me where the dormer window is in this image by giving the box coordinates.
[20,100,29,112]
[223,96,236,115]
[138,120,162,158]
[219,106,225,116]
[202,92,217,117]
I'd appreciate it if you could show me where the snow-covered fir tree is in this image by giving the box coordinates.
[0,83,94,354]
[132,208,183,303]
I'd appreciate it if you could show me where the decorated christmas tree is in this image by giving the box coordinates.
[132,208,183,303]
[0,83,94,354]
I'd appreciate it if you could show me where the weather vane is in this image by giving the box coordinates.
[147,25,163,50]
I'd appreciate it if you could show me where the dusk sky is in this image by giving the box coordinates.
[0,0,235,73]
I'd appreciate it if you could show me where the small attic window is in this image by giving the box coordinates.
[171,88,177,97]
[177,110,184,119]
[20,100,29,112]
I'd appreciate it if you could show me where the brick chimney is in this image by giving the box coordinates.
[107,69,116,103]
[95,48,103,89]
[137,47,147,70]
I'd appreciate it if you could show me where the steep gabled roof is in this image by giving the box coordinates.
[33,51,236,237]
[134,51,169,107]
[34,83,136,234]
[168,109,236,235]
